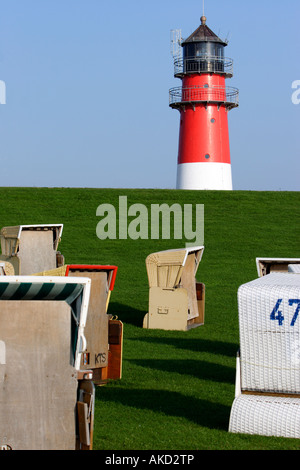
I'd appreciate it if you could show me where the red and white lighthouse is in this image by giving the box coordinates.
[170,16,239,190]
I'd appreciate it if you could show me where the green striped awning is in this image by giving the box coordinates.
[0,281,83,305]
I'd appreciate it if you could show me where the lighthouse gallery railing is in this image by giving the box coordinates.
[169,85,239,109]
[174,56,234,77]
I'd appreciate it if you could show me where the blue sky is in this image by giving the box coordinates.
[0,0,299,190]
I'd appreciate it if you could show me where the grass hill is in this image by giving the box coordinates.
[0,187,299,450]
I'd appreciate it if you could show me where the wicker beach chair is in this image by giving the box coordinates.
[143,246,205,331]
[256,257,300,277]
[0,224,64,275]
[229,272,300,438]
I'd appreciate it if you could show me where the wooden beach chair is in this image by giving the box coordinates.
[33,264,122,385]
[65,265,122,385]
[0,275,95,450]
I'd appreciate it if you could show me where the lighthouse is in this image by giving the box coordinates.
[169,15,239,190]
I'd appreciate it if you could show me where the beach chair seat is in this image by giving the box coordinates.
[229,394,300,438]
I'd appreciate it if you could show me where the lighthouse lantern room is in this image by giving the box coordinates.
[170,15,239,190]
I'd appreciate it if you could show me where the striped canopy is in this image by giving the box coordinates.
[289,264,300,273]
[0,278,83,305]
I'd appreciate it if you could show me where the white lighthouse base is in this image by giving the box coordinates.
[176,162,233,190]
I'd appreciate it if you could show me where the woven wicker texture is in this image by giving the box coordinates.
[238,273,300,394]
[33,265,67,276]
[0,262,15,276]
[0,226,20,256]
[229,394,300,438]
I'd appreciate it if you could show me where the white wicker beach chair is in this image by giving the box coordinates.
[229,272,300,438]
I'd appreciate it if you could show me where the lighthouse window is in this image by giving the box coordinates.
[211,118,216,123]
[214,44,224,58]
[205,154,210,159]
[204,83,209,88]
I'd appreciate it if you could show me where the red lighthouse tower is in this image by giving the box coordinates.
[170,15,239,190]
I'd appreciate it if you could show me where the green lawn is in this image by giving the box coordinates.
[0,187,299,450]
